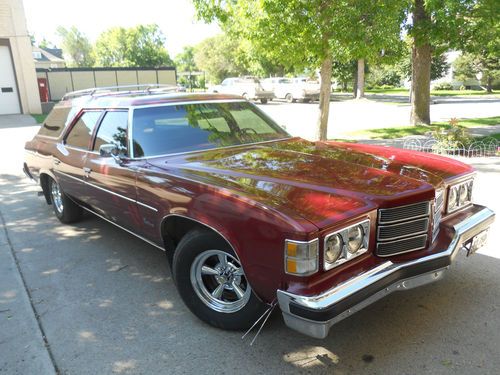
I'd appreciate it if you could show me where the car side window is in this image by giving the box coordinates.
[65,111,102,149]
[93,111,129,155]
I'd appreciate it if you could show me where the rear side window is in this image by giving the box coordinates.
[37,107,73,137]
[65,111,102,149]
[93,111,129,155]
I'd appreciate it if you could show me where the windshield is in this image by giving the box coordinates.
[131,101,290,157]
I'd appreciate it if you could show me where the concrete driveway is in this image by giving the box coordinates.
[1,116,499,374]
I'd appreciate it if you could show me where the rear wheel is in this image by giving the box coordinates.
[285,93,294,103]
[260,98,268,104]
[49,177,82,223]
[173,230,266,330]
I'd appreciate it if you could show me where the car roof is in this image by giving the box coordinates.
[55,91,245,110]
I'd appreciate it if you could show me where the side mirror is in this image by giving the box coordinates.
[99,144,123,163]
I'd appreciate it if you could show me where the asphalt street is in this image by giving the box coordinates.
[1,104,499,374]
[257,95,500,140]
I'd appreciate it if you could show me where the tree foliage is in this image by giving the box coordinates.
[93,24,172,67]
[56,26,94,67]
[453,53,499,92]
[174,46,198,72]
[193,34,249,83]
[405,0,496,124]
[193,0,406,140]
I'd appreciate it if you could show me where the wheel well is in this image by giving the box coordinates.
[39,173,52,204]
[161,215,230,264]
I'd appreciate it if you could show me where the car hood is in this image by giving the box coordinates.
[147,138,473,230]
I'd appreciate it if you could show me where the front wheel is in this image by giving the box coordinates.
[49,177,82,223]
[173,230,266,330]
[285,93,294,103]
[260,98,268,104]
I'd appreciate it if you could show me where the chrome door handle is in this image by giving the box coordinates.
[54,159,61,165]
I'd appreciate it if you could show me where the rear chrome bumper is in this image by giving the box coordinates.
[277,205,495,338]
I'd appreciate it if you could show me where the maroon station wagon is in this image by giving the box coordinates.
[24,87,495,338]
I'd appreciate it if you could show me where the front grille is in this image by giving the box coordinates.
[377,234,428,256]
[376,201,431,257]
[379,201,430,224]
[377,217,429,240]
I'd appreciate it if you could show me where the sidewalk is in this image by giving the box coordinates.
[0,115,37,129]
[0,211,56,374]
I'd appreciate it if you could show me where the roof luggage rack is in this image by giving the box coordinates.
[62,84,178,100]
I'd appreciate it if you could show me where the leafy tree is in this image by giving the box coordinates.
[93,24,172,67]
[194,0,406,140]
[453,53,499,92]
[405,0,496,124]
[56,26,94,67]
[193,34,248,83]
[395,49,450,82]
[38,38,55,49]
[174,46,198,72]
[456,0,499,93]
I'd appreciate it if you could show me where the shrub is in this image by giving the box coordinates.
[433,82,453,90]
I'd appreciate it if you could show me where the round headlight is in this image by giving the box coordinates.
[325,234,343,263]
[347,225,364,254]
[458,184,468,205]
[448,187,457,210]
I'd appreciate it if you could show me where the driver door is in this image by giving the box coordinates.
[83,110,141,230]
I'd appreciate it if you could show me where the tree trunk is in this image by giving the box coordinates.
[410,0,431,125]
[356,59,365,99]
[486,76,493,93]
[352,65,358,97]
[317,56,332,141]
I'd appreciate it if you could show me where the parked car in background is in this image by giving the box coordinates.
[262,77,320,103]
[23,86,495,339]
[208,77,274,104]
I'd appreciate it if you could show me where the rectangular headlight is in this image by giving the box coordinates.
[284,239,318,276]
[324,220,370,271]
[446,179,473,214]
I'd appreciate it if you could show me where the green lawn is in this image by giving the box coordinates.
[349,116,500,140]
[365,88,500,97]
[31,114,47,124]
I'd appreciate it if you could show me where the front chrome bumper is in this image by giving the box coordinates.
[277,206,495,339]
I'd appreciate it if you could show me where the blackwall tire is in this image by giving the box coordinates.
[173,229,266,330]
[49,177,83,224]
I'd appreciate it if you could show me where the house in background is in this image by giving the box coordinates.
[0,0,41,114]
[32,46,66,69]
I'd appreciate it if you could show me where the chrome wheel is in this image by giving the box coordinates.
[190,249,251,313]
[50,180,64,214]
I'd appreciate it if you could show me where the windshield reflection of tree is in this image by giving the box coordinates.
[183,103,283,147]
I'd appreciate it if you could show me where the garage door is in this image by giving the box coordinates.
[0,45,21,115]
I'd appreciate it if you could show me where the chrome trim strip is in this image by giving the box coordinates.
[81,206,164,251]
[136,200,159,212]
[56,171,157,211]
[277,206,495,339]
[132,99,246,110]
